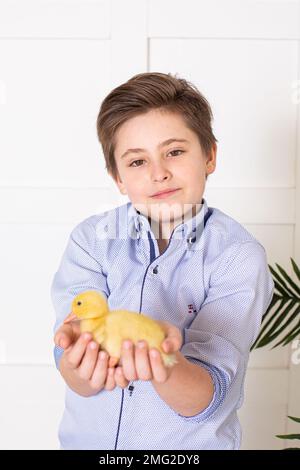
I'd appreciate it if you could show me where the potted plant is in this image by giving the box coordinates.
[251,258,300,448]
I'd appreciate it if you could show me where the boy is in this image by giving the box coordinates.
[51,72,274,450]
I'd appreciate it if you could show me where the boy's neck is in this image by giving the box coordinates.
[148,203,202,245]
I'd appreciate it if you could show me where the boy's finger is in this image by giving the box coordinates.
[114,367,129,389]
[121,340,138,381]
[104,367,116,391]
[77,341,99,380]
[149,348,168,383]
[65,333,93,369]
[54,324,73,348]
[54,322,81,349]
[135,341,152,380]
[162,331,182,353]
[90,351,109,390]
[158,321,182,347]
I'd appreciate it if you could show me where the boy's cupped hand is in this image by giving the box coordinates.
[54,319,182,396]
[116,320,182,384]
[54,322,129,396]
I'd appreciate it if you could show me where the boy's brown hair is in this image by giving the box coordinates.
[96,72,217,181]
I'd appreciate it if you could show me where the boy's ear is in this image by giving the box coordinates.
[206,143,217,175]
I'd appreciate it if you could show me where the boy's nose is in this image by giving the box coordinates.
[151,163,171,182]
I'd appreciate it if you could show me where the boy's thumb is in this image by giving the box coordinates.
[58,334,69,349]
[54,325,73,349]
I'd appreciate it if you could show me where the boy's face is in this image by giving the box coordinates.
[112,109,216,227]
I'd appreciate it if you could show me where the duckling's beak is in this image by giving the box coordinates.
[63,312,78,324]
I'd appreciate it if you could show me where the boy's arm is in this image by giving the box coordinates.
[151,350,214,417]
[152,241,274,422]
[116,322,215,417]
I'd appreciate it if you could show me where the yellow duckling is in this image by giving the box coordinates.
[64,290,177,369]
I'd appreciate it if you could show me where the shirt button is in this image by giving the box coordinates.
[152,265,158,274]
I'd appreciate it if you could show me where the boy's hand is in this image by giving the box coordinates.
[54,323,129,396]
[113,320,183,385]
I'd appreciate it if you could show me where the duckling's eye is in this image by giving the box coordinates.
[77,301,82,306]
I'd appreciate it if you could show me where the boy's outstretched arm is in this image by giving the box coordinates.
[113,321,214,417]
[151,347,215,418]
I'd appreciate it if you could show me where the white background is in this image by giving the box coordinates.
[0,0,299,449]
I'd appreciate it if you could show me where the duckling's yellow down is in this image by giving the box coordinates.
[67,290,177,368]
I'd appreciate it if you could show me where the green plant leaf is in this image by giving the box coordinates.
[291,257,300,283]
[269,307,300,348]
[272,279,290,297]
[275,263,300,297]
[261,293,281,323]
[251,296,291,349]
[276,434,300,440]
[288,416,300,423]
[272,317,300,348]
[251,297,286,349]
[262,300,297,340]
[253,259,300,349]
[252,259,300,448]
[281,321,300,347]
[255,303,300,349]
[269,264,300,298]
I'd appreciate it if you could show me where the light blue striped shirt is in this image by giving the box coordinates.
[51,197,274,450]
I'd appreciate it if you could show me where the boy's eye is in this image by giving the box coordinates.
[169,149,184,157]
[129,149,184,167]
[129,159,144,167]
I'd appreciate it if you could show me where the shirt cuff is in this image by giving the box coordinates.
[176,356,229,423]
[54,345,64,370]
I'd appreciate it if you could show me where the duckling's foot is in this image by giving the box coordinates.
[108,356,119,368]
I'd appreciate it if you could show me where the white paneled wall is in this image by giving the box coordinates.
[0,0,299,450]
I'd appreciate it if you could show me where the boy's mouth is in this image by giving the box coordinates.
[150,188,180,199]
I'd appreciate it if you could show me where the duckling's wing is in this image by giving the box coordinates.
[93,321,106,345]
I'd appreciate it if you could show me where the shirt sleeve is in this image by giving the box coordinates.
[50,219,109,370]
[179,240,274,423]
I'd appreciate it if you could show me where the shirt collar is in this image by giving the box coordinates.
[127,198,209,246]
